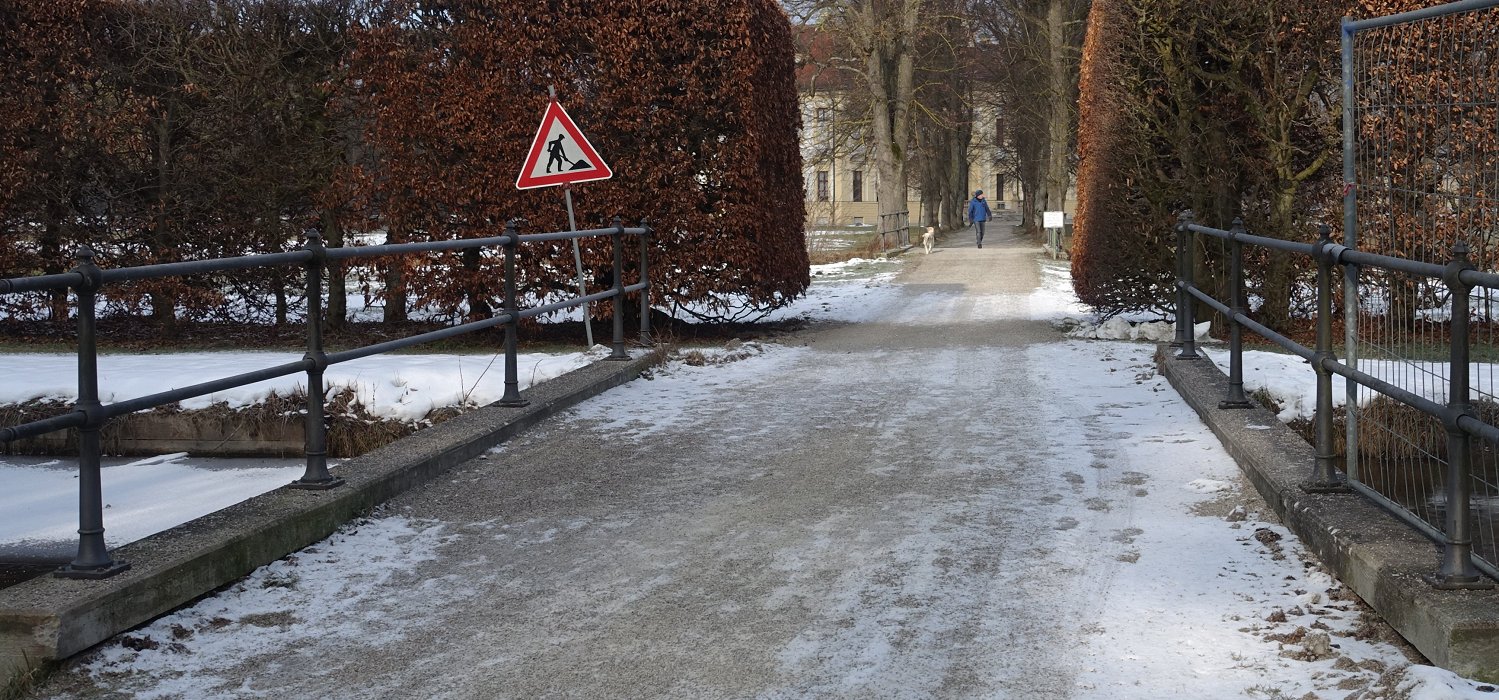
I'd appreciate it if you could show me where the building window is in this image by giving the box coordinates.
[816,171,830,201]
[851,170,863,202]
[852,217,864,226]
[995,174,1006,200]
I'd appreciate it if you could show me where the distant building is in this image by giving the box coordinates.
[795,29,1023,230]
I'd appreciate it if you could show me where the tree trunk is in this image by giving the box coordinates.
[1042,0,1071,217]
[274,275,289,326]
[1260,185,1298,329]
[323,208,346,331]
[382,224,408,324]
[150,114,177,333]
[462,246,491,322]
[866,0,920,228]
[947,95,971,230]
[42,198,68,323]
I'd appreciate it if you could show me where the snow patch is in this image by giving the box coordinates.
[1069,318,1211,342]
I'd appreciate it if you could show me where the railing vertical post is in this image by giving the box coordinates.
[1220,219,1253,409]
[57,247,129,579]
[608,216,628,361]
[638,222,652,346]
[1175,211,1199,360]
[499,220,529,407]
[1305,224,1346,492]
[1432,241,1489,588]
[1172,211,1191,350]
[290,231,342,490]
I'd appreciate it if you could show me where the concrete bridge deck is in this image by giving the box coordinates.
[19,222,1477,698]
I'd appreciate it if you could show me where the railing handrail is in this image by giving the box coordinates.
[0,227,653,292]
[0,218,654,579]
[1174,211,1497,587]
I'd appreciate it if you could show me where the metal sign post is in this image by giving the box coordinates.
[1043,210,1065,259]
[562,183,593,346]
[517,85,617,347]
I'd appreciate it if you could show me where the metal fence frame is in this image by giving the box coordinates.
[1333,0,1499,585]
[1174,212,1499,587]
[0,218,652,580]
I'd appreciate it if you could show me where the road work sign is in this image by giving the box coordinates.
[515,100,613,190]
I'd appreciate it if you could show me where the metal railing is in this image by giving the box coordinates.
[0,218,652,580]
[1174,211,1499,588]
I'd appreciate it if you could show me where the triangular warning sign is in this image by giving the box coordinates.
[516,100,613,190]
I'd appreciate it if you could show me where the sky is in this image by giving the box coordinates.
[8,253,1499,699]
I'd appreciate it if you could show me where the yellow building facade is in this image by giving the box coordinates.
[799,95,1025,229]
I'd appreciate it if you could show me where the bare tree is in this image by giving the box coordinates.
[790,0,985,232]
[972,0,1088,232]
[789,0,924,226]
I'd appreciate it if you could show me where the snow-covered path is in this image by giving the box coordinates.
[34,226,1478,699]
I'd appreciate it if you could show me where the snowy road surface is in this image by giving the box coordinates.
[34,225,1486,699]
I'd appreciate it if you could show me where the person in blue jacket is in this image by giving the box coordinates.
[966,190,993,248]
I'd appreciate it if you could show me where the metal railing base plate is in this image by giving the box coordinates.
[53,561,130,580]
[1425,574,1497,591]
[1300,480,1353,494]
[287,478,346,491]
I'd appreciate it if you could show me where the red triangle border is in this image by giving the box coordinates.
[515,100,614,190]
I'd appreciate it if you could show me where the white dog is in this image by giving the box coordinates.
[922,226,935,254]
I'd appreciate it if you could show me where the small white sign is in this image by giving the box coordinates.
[1044,211,1065,229]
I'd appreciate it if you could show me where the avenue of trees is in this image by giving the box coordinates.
[788,0,1089,234]
[0,0,808,329]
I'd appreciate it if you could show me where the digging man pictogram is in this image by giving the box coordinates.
[545,133,593,174]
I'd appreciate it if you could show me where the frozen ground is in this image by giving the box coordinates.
[21,228,1499,699]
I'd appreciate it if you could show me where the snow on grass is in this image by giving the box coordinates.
[0,348,606,423]
[1198,347,1496,424]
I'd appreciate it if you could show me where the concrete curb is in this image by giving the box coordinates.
[1158,348,1499,681]
[0,355,655,680]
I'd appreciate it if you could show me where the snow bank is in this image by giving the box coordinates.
[1068,318,1211,342]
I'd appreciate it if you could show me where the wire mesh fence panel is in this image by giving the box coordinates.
[1348,1,1499,568]
[1469,280,1499,569]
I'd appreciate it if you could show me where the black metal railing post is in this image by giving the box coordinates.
[1172,211,1191,350]
[1305,224,1346,492]
[609,217,629,361]
[56,247,129,579]
[1432,240,1490,588]
[1175,211,1199,360]
[1220,219,1253,409]
[290,231,343,490]
[638,222,652,346]
[499,220,529,407]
